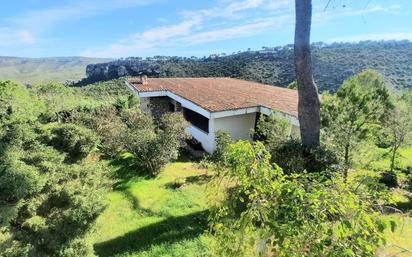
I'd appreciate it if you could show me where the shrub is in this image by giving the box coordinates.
[1,143,108,257]
[0,156,44,203]
[48,124,99,162]
[254,112,290,149]
[209,141,389,257]
[270,139,339,174]
[124,112,188,176]
[321,70,393,178]
[0,81,45,124]
[212,130,232,164]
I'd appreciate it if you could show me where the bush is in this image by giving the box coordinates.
[124,112,188,176]
[406,173,412,192]
[270,139,339,174]
[48,124,99,162]
[0,156,44,203]
[254,112,290,149]
[212,130,232,164]
[209,141,389,257]
[1,143,108,257]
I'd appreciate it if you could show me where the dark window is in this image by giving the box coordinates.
[169,102,175,112]
[183,107,209,133]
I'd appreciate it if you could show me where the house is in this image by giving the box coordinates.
[126,76,299,153]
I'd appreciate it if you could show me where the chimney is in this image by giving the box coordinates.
[141,75,148,85]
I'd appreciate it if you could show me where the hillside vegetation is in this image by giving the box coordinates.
[0,56,111,84]
[1,75,411,257]
[85,40,412,92]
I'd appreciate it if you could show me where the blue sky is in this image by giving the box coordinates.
[0,0,411,58]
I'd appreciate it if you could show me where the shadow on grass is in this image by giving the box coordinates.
[94,210,209,257]
[109,153,152,191]
[394,194,412,213]
[110,151,201,187]
[185,174,213,185]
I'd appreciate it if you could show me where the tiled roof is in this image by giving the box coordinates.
[128,77,298,117]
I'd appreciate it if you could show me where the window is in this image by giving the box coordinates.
[169,102,175,112]
[183,107,209,133]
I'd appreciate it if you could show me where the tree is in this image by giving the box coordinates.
[124,112,188,176]
[209,140,388,257]
[254,112,291,150]
[0,81,44,125]
[1,80,108,257]
[47,124,99,162]
[0,126,108,257]
[287,80,298,89]
[34,82,75,122]
[294,0,321,147]
[321,70,392,178]
[382,98,412,172]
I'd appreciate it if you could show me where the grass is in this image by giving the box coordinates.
[91,160,214,257]
[378,215,412,257]
[91,156,412,257]
[0,56,111,84]
[354,145,412,172]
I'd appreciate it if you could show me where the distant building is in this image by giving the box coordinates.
[126,77,299,153]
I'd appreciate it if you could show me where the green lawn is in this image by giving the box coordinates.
[90,157,412,257]
[378,215,412,257]
[91,160,214,257]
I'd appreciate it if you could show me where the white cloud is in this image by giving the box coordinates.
[0,28,36,46]
[18,31,36,44]
[328,33,412,43]
[82,0,294,57]
[185,16,290,45]
[313,4,401,25]
[84,17,203,57]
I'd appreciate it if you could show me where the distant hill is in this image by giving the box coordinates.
[84,40,412,92]
[0,56,112,84]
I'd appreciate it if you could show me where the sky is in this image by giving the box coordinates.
[0,0,411,58]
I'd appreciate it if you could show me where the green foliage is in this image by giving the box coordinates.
[124,112,188,176]
[287,80,298,89]
[82,106,126,158]
[253,113,337,173]
[0,80,44,124]
[381,93,412,172]
[212,130,232,165]
[321,70,393,176]
[209,141,388,257]
[75,78,132,101]
[0,79,113,256]
[270,139,339,174]
[0,151,44,202]
[0,129,108,257]
[86,41,412,92]
[34,82,76,122]
[47,123,99,162]
[254,112,291,150]
[113,94,140,111]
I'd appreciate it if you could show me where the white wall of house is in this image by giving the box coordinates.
[190,113,256,153]
[213,112,256,142]
[188,124,215,153]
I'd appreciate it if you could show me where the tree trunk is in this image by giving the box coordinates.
[343,143,350,180]
[294,0,321,147]
[390,145,398,173]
